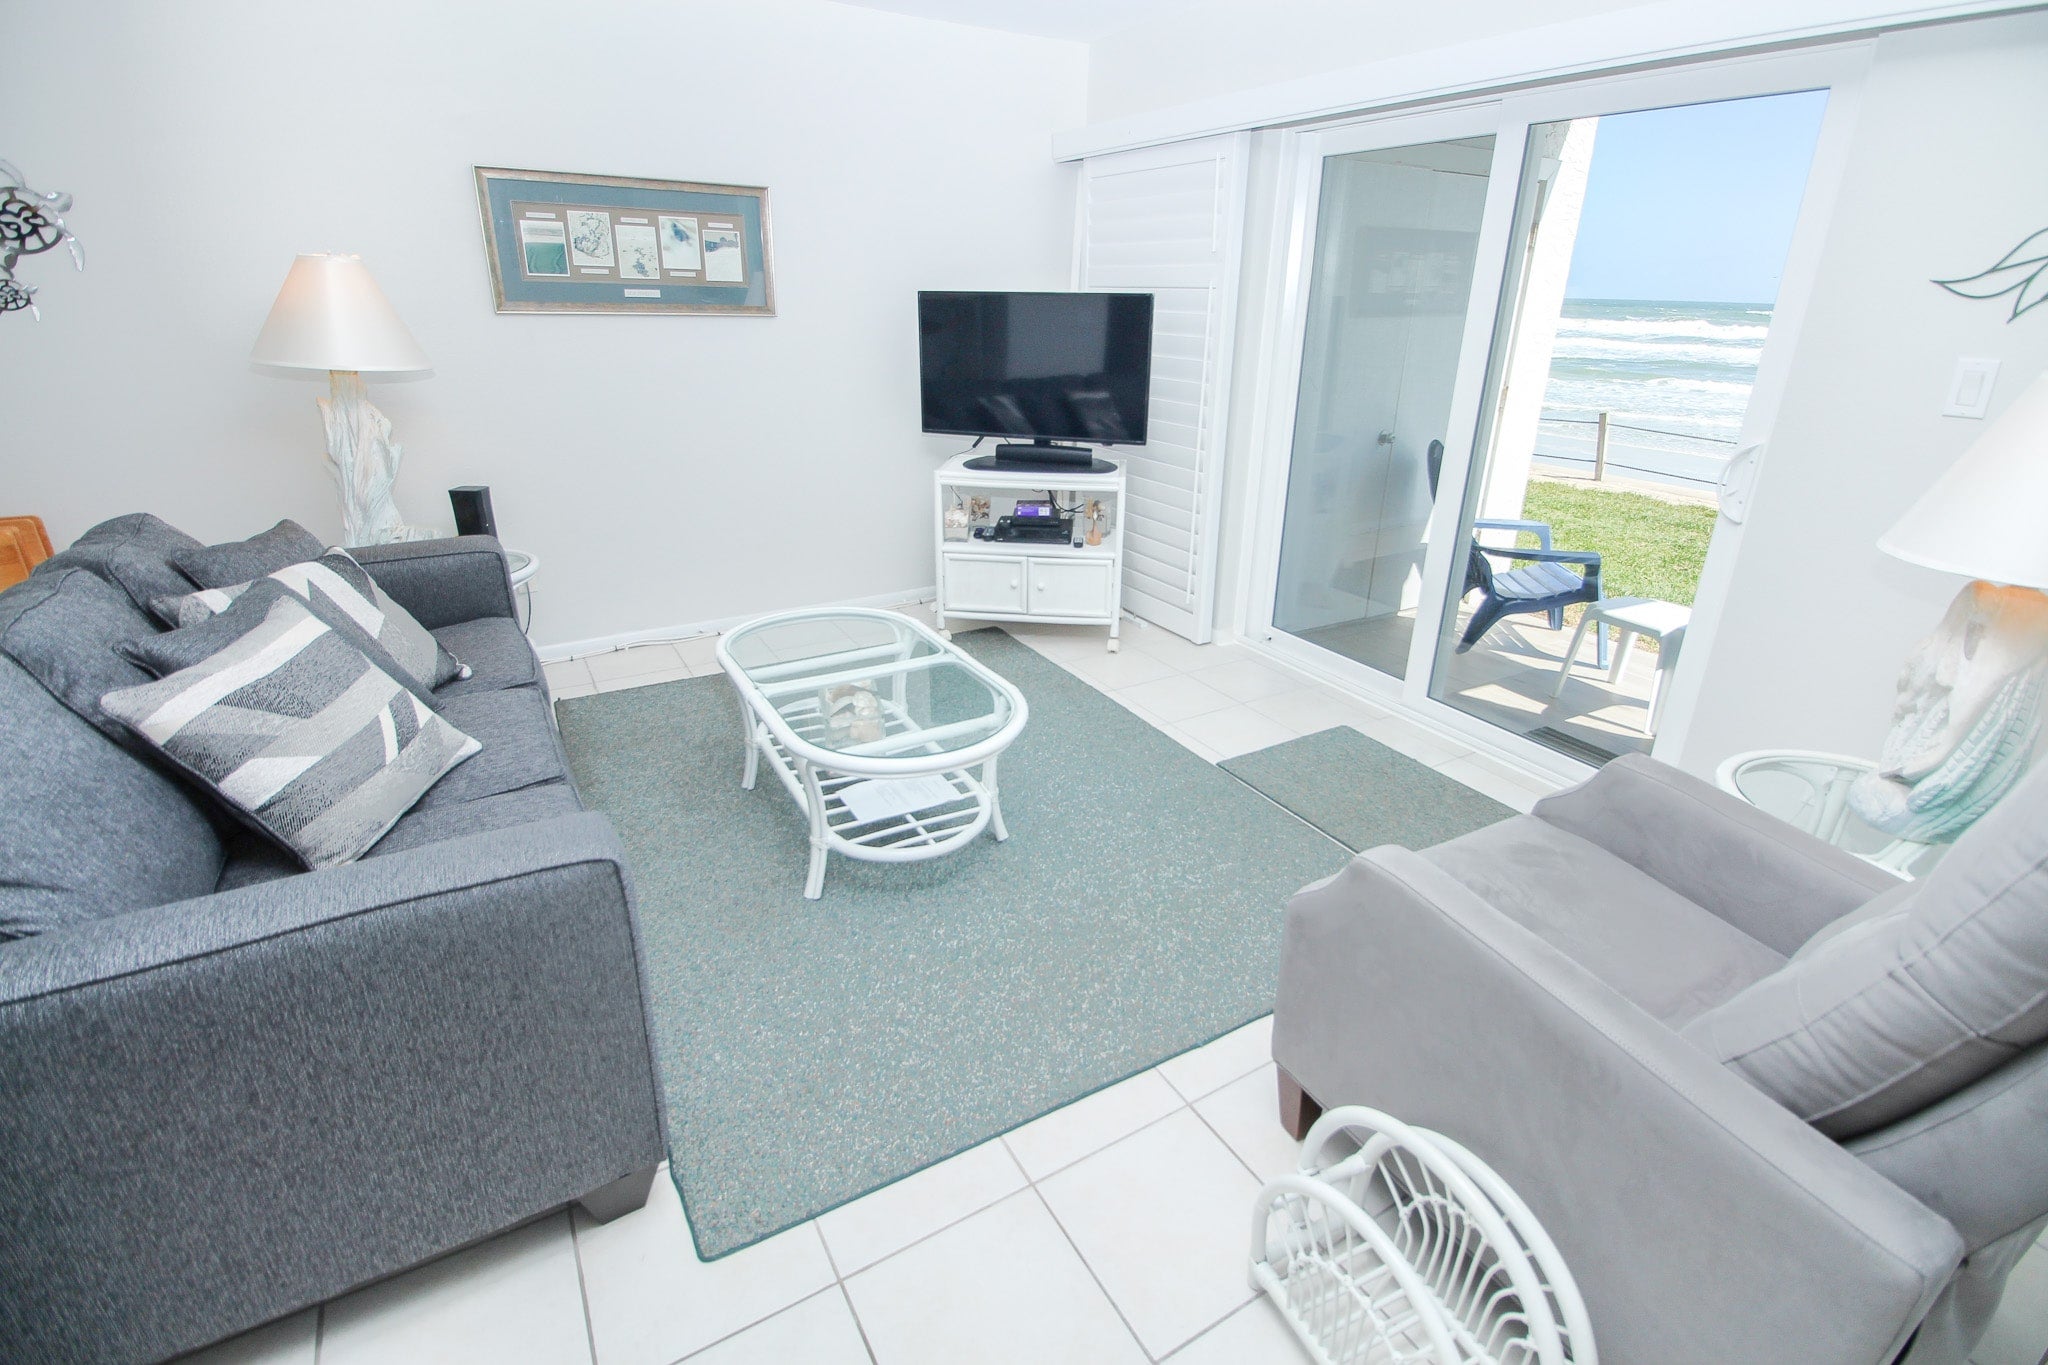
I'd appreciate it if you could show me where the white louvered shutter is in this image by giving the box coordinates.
[1075,133,1250,644]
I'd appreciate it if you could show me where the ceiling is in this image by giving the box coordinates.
[828,0,1187,42]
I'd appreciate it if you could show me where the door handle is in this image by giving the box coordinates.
[1717,442,1764,524]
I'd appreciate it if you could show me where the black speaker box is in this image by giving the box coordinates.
[449,486,497,539]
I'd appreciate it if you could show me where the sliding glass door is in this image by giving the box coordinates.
[1271,127,1499,682]
[1248,51,1856,772]
[1423,92,1828,764]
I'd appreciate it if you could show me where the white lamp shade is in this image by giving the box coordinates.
[250,253,430,374]
[1879,370,2048,589]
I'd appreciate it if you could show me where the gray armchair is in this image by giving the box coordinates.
[1274,753,2048,1365]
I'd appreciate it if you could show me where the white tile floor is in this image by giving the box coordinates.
[183,608,2044,1365]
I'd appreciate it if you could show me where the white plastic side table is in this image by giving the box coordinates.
[1552,596,1690,735]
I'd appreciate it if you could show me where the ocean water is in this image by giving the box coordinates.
[1534,298,1770,489]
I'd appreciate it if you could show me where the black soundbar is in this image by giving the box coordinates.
[995,442,1094,467]
[963,445,1121,476]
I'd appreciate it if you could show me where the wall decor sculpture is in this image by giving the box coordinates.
[1934,226,2047,323]
[0,161,82,320]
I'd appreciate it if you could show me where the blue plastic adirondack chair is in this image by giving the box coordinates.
[1426,440,1605,664]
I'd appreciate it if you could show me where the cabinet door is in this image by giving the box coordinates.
[944,555,1027,613]
[1027,559,1114,619]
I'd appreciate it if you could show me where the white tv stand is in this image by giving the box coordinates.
[933,452,1127,652]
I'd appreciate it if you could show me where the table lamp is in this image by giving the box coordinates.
[1851,370,2048,842]
[251,253,431,545]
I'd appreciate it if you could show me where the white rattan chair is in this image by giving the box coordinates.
[1250,1106,1594,1365]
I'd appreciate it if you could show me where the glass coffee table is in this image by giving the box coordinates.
[716,607,1029,898]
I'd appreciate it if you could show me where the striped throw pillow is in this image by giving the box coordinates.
[102,592,480,869]
[153,549,468,694]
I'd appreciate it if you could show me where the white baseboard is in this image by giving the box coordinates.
[533,585,938,664]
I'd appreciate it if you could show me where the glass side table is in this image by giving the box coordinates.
[1714,749,1937,878]
[506,550,539,635]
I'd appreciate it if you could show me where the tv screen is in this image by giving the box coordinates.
[918,291,1154,446]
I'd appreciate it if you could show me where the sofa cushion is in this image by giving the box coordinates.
[212,829,303,892]
[154,549,469,696]
[0,652,227,939]
[367,782,583,858]
[1792,878,1915,961]
[429,617,540,698]
[35,513,206,613]
[100,591,481,870]
[208,614,560,882]
[130,578,443,713]
[0,564,166,742]
[171,518,327,589]
[1424,814,1786,1028]
[1684,759,2048,1138]
[416,688,571,808]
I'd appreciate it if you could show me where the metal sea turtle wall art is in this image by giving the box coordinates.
[0,160,83,321]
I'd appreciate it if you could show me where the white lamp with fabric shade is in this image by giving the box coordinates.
[251,253,432,545]
[1879,371,2048,588]
[1852,370,2048,843]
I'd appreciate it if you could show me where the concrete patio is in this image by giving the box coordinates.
[1299,603,1670,762]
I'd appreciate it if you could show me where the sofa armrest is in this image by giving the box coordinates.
[1274,850,1962,1365]
[350,535,516,630]
[1532,753,1900,954]
[0,813,663,1365]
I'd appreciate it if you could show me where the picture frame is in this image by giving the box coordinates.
[473,166,775,316]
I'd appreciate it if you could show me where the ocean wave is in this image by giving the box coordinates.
[1557,316,1769,342]
[1537,303,1772,452]
[1636,376,1751,394]
[1546,393,1748,416]
[1543,384,1750,431]
[1552,339,1766,367]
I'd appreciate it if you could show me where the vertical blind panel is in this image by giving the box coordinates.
[1076,133,1247,643]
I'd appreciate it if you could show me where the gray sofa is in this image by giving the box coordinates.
[1274,752,2048,1365]
[0,519,665,1364]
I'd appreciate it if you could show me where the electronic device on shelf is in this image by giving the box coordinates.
[974,515,1074,544]
[918,290,1153,474]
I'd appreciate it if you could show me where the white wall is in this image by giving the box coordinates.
[1678,10,2048,771]
[0,0,1084,651]
[1086,0,1640,124]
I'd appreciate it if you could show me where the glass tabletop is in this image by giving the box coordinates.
[720,612,1015,759]
[1719,751,1935,871]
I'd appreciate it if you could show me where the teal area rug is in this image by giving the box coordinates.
[556,630,1349,1258]
[1222,726,1515,853]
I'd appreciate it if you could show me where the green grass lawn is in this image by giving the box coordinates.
[1515,478,1716,606]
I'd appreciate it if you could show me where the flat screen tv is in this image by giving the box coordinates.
[918,291,1153,468]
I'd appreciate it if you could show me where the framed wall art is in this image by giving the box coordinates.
[474,167,774,316]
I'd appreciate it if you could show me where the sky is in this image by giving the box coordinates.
[1564,89,1831,305]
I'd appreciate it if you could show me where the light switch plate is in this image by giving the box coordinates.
[1943,357,2001,418]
